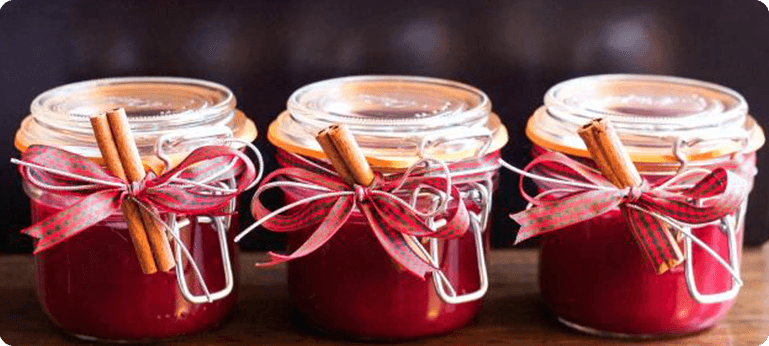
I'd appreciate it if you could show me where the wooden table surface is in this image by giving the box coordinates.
[2,247,768,346]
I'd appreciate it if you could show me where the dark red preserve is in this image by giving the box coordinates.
[15,77,257,341]
[262,76,510,340]
[524,74,764,337]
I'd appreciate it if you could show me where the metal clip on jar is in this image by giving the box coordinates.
[265,76,508,340]
[525,74,765,337]
[14,77,257,342]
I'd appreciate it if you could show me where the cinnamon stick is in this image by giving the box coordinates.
[576,126,623,187]
[578,118,683,273]
[316,124,430,263]
[90,114,158,274]
[325,124,375,187]
[106,108,176,272]
[578,119,642,187]
[316,128,356,186]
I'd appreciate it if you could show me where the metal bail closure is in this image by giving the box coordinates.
[168,211,235,304]
[431,179,492,304]
[410,129,494,304]
[683,200,745,304]
[403,180,491,304]
[673,131,750,175]
[673,136,747,304]
[155,128,238,304]
[417,126,494,161]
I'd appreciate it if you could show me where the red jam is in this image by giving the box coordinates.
[540,209,742,335]
[283,181,492,340]
[31,197,239,341]
[536,150,752,336]
[286,215,486,340]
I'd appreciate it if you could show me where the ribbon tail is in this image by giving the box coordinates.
[511,190,625,244]
[643,169,748,225]
[256,197,354,267]
[623,206,684,274]
[22,190,122,254]
[360,204,436,279]
[510,210,548,244]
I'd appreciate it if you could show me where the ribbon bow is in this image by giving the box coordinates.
[13,144,257,253]
[508,152,749,272]
[236,157,470,279]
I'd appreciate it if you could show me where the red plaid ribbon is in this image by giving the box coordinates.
[15,145,256,253]
[239,151,501,279]
[510,152,749,272]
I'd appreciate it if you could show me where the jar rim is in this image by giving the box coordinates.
[288,75,490,128]
[528,74,764,163]
[16,77,256,171]
[30,76,235,132]
[545,74,748,128]
[270,75,508,169]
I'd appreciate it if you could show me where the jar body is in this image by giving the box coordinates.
[265,75,508,340]
[14,77,255,342]
[536,147,754,336]
[30,186,240,341]
[283,161,498,340]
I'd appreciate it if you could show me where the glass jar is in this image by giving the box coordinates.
[264,75,508,340]
[525,74,765,337]
[14,77,257,342]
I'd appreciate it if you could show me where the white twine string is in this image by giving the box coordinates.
[284,151,337,176]
[235,184,349,242]
[11,158,125,190]
[133,198,214,299]
[13,142,262,198]
[285,150,499,181]
[655,167,713,191]
[12,158,217,297]
[152,139,264,194]
[11,145,263,297]
[626,204,743,286]
[284,152,453,201]
[234,155,455,243]
[499,158,742,285]
[499,159,616,191]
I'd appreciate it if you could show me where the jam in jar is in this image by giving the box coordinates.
[14,77,257,342]
[523,74,764,337]
[260,76,509,340]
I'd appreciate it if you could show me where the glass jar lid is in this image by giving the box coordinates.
[268,75,508,169]
[527,74,764,164]
[15,77,257,171]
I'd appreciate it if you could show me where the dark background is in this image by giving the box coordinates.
[2,0,768,252]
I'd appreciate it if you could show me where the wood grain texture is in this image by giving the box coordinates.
[2,247,768,345]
